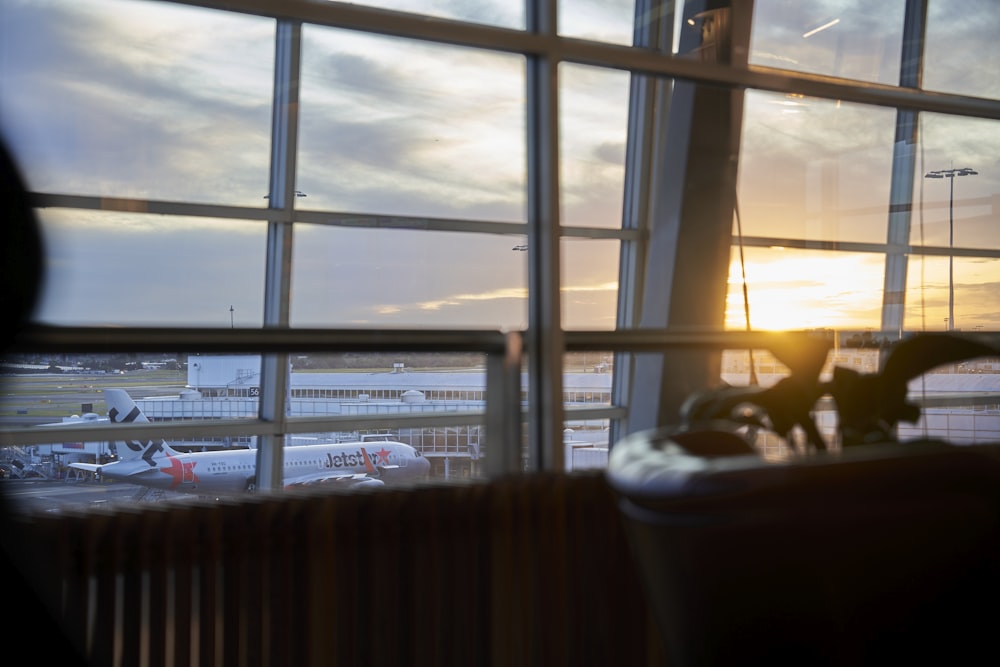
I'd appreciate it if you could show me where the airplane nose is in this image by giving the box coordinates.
[417,456,431,477]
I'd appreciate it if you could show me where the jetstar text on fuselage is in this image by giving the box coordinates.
[325,447,389,469]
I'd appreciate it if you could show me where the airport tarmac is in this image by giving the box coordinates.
[0,371,187,422]
[0,478,154,515]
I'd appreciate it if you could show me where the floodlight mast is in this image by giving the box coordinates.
[924,167,978,331]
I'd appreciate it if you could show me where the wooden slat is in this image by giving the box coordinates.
[24,473,665,666]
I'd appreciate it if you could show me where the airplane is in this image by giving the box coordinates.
[42,411,108,426]
[68,388,431,496]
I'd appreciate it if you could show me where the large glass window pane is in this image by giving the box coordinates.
[903,256,1000,333]
[33,210,267,326]
[924,0,1000,99]
[560,63,630,229]
[563,351,613,471]
[915,114,999,250]
[0,0,274,205]
[0,353,499,512]
[563,238,620,329]
[737,91,897,243]
[354,0,524,29]
[291,225,527,328]
[559,0,636,45]
[298,26,525,222]
[563,419,610,471]
[749,0,905,85]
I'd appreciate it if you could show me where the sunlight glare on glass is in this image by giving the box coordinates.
[727,250,885,331]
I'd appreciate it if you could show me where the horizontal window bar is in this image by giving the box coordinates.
[0,410,492,448]
[28,193,638,241]
[739,236,1000,259]
[166,1,1000,122]
[8,325,511,354]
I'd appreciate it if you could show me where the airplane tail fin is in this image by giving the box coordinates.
[105,388,150,425]
[103,388,176,464]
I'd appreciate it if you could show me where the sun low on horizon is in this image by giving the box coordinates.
[728,248,1000,333]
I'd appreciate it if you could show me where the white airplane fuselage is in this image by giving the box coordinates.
[91,441,429,494]
[68,388,431,495]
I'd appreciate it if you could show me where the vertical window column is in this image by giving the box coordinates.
[526,0,565,471]
[257,19,302,492]
[625,0,754,433]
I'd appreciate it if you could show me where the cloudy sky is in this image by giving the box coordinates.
[1,0,998,332]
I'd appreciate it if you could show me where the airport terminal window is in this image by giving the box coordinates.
[2,0,1000,508]
[33,208,269,329]
[559,63,629,231]
[0,0,275,205]
[291,226,528,328]
[297,26,526,225]
[737,92,898,246]
[748,1,906,85]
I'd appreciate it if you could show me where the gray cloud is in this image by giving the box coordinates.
[1,1,274,204]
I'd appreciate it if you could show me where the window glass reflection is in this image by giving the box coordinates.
[291,225,527,328]
[298,26,525,222]
[750,0,904,85]
[0,0,274,205]
[355,0,524,29]
[738,91,897,244]
[924,0,1000,99]
[915,113,999,250]
[559,0,636,45]
[33,210,267,327]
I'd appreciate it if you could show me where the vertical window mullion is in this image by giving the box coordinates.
[881,0,929,338]
[625,0,753,433]
[257,19,302,493]
[612,0,680,449]
[525,0,565,472]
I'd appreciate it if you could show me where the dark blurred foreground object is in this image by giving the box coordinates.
[828,333,1000,446]
[0,139,43,349]
[608,333,1000,665]
[0,137,84,664]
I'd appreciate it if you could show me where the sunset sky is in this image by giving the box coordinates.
[0,0,997,333]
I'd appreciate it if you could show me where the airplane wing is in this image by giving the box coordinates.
[68,461,164,482]
[68,462,103,473]
[284,470,384,489]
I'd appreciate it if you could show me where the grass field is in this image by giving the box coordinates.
[0,371,187,418]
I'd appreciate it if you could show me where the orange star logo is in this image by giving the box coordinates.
[159,453,199,490]
[374,447,391,465]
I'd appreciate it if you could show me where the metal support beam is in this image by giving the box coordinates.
[612,0,680,448]
[485,332,525,476]
[881,0,928,339]
[257,20,302,493]
[626,0,753,434]
[525,0,564,472]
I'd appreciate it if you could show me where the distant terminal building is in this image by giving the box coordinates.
[137,352,1000,475]
[183,354,611,404]
[138,355,615,477]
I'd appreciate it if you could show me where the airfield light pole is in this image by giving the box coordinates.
[230,305,234,328]
[925,167,978,331]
